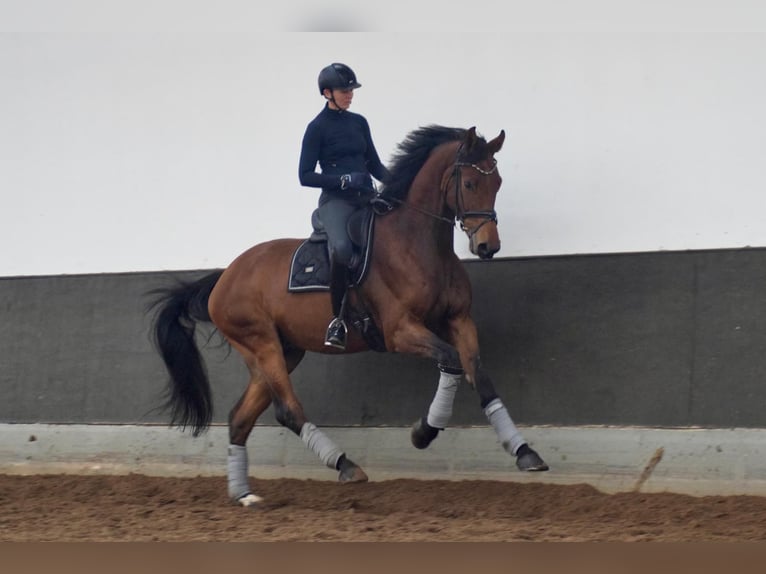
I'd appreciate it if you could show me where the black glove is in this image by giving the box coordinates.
[340,172,373,191]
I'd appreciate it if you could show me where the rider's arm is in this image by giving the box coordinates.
[298,123,344,190]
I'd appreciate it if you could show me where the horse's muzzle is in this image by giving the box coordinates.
[469,222,501,260]
[476,243,499,260]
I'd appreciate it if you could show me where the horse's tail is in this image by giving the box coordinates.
[146,270,224,436]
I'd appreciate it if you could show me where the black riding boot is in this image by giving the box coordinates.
[324,263,349,350]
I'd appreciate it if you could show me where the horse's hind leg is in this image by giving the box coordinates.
[282,352,366,483]
[227,377,272,506]
[227,347,307,506]
[269,364,368,484]
[231,337,367,499]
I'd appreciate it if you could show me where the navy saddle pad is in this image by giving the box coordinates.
[287,208,375,293]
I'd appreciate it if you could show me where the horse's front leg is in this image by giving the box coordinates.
[450,316,549,472]
[473,359,549,471]
[386,321,465,449]
[426,315,548,471]
[390,319,548,471]
[410,364,463,449]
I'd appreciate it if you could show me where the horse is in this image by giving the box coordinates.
[149,125,549,507]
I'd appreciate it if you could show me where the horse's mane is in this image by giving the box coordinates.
[381,125,470,202]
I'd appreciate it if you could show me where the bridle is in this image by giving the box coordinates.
[451,157,499,238]
[383,152,500,238]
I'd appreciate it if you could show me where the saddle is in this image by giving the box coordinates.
[287,206,385,351]
[287,206,375,293]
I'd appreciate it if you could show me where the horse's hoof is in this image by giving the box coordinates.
[338,456,369,483]
[339,466,369,483]
[411,417,440,450]
[235,493,265,507]
[515,443,550,472]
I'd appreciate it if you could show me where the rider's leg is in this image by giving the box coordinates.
[324,262,349,347]
[328,259,350,318]
[318,199,356,349]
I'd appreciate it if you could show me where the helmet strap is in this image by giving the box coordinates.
[325,92,342,111]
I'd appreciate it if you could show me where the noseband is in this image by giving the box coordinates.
[452,158,499,238]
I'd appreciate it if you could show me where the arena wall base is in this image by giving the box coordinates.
[1,423,765,497]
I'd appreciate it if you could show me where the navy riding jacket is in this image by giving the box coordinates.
[298,104,391,205]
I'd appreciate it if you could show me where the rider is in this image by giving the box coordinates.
[298,62,391,350]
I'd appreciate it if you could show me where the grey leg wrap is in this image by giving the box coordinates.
[227,444,252,500]
[484,398,526,455]
[426,370,462,429]
[300,422,344,469]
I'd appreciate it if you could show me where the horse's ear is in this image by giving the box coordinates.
[488,130,505,154]
[464,126,478,151]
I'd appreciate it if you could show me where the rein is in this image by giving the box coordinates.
[383,196,455,226]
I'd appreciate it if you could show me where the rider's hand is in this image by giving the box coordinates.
[340,172,373,191]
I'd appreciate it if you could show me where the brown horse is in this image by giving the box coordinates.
[149,125,548,506]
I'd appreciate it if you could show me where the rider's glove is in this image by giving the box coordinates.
[340,172,373,191]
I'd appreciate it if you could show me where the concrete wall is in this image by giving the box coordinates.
[2,247,765,428]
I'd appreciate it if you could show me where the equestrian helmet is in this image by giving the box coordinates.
[318,63,362,94]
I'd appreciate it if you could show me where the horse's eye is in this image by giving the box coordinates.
[464,180,474,190]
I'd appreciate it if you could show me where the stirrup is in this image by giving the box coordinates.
[324,318,347,350]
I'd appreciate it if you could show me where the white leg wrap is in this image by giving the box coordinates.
[426,370,462,429]
[484,398,526,455]
[300,422,344,469]
[227,444,257,501]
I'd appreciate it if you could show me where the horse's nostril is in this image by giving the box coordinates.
[477,238,501,259]
[478,244,495,260]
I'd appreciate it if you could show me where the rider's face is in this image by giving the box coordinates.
[326,88,354,110]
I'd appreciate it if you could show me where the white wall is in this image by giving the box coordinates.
[2,2,766,276]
